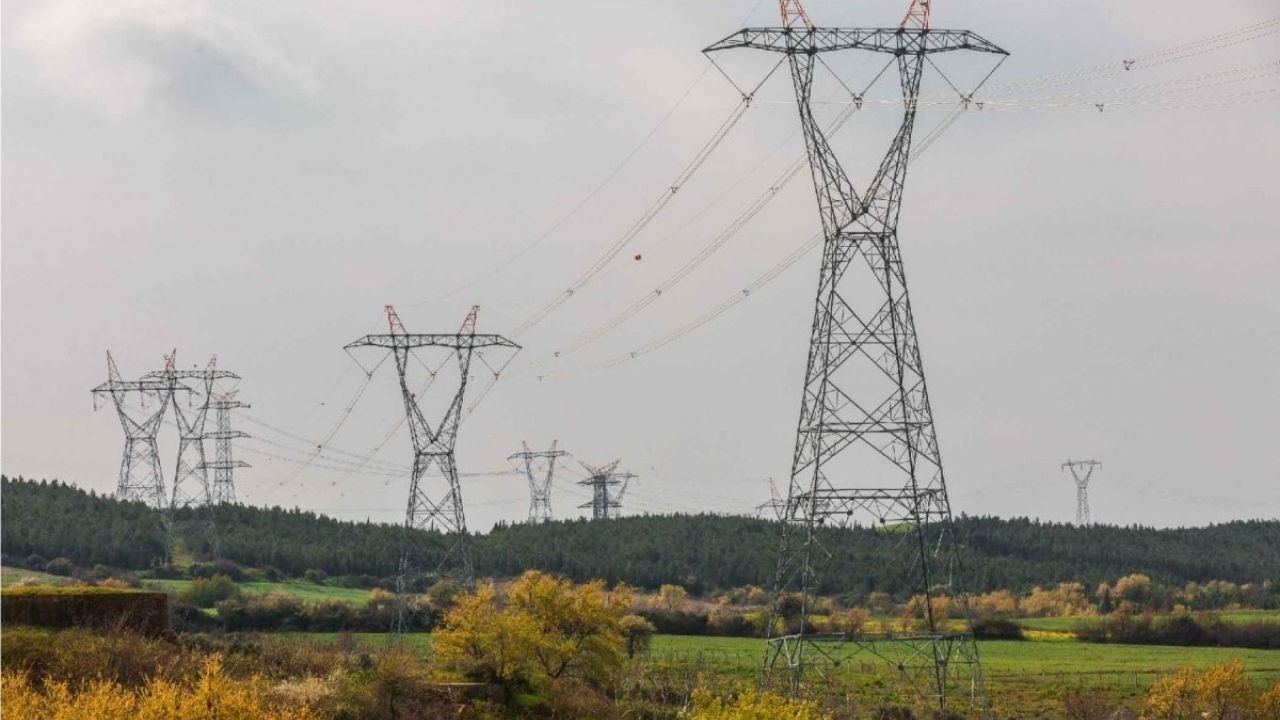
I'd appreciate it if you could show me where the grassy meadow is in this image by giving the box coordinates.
[141,577,373,606]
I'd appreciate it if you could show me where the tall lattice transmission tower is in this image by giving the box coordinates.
[92,351,180,509]
[206,391,250,504]
[143,353,239,512]
[509,441,570,523]
[142,352,239,557]
[705,0,1006,712]
[577,460,634,520]
[1061,460,1101,525]
[346,305,518,631]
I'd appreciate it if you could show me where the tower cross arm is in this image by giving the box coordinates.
[344,333,520,351]
[704,27,1006,56]
[92,379,193,394]
[142,369,241,381]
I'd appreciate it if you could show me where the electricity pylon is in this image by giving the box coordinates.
[205,391,250,504]
[705,0,1006,712]
[92,351,180,509]
[1061,459,1101,525]
[509,441,570,523]
[143,352,239,558]
[755,478,787,521]
[346,305,519,632]
[577,460,634,520]
[143,353,239,512]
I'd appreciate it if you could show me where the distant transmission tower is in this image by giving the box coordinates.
[92,351,178,509]
[577,460,634,520]
[509,441,570,523]
[346,305,519,632]
[705,0,1006,711]
[754,477,787,521]
[205,391,250,504]
[143,351,238,558]
[144,353,239,513]
[1061,459,1101,525]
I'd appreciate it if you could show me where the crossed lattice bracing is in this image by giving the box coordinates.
[140,352,240,557]
[577,460,634,520]
[346,305,518,632]
[144,354,240,512]
[510,441,570,523]
[204,392,250,504]
[93,352,177,510]
[706,7,1006,714]
[1062,459,1101,525]
[95,351,239,558]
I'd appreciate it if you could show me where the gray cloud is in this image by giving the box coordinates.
[14,0,317,118]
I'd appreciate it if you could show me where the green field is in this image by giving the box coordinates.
[648,635,1280,676]
[0,566,68,587]
[143,578,373,605]
[1015,609,1280,632]
[275,631,1280,681]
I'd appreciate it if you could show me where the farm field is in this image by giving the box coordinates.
[142,577,373,605]
[278,631,1280,680]
[1014,609,1280,632]
[0,566,67,587]
[265,630,1280,716]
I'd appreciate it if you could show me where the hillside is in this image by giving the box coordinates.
[4,476,1278,597]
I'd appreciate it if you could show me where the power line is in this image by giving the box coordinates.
[420,65,715,304]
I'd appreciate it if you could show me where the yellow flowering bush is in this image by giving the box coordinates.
[1,656,314,720]
[685,685,829,720]
[1144,660,1275,720]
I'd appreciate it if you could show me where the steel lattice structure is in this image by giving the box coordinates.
[144,353,240,512]
[346,305,518,632]
[205,391,251,505]
[92,352,181,509]
[509,441,570,523]
[577,460,634,520]
[705,0,1005,712]
[1062,459,1101,525]
[142,352,239,557]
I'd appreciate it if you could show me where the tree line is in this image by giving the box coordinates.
[4,476,1278,600]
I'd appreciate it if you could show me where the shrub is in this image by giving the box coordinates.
[318,648,450,719]
[424,578,464,612]
[658,583,689,610]
[1,655,316,719]
[171,601,221,633]
[971,617,1024,640]
[307,601,355,632]
[211,559,246,582]
[1144,661,1272,720]
[44,557,75,576]
[433,571,631,696]
[707,609,759,637]
[261,566,282,582]
[179,574,240,609]
[639,608,708,635]
[217,592,308,632]
[687,685,829,720]
[25,553,47,569]
[1078,612,1280,649]
[303,568,327,585]
[1,626,196,687]
[149,564,183,579]
[620,614,656,658]
[333,574,379,589]
[1062,690,1116,720]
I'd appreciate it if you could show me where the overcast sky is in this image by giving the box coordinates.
[3,0,1278,530]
